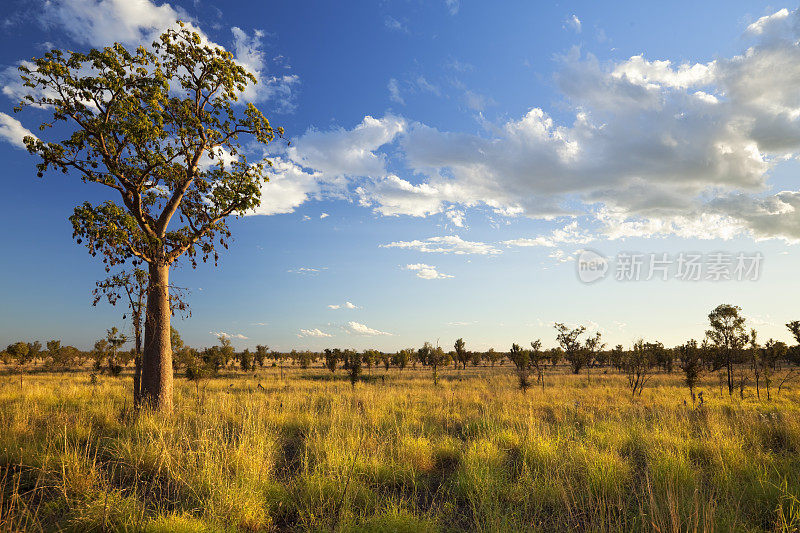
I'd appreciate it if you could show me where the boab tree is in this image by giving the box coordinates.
[17,23,281,411]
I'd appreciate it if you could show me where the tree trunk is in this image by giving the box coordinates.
[727,357,734,396]
[133,310,143,408]
[141,262,173,412]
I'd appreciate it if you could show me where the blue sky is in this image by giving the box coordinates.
[1,0,800,352]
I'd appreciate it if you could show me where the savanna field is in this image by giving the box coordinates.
[2,365,800,532]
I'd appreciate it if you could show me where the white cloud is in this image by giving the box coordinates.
[445,0,459,15]
[404,263,453,279]
[250,158,321,215]
[328,301,358,310]
[346,321,392,336]
[17,1,298,112]
[0,112,35,149]
[503,221,593,248]
[230,26,300,109]
[746,8,790,36]
[381,235,502,255]
[384,15,407,33]
[287,266,326,274]
[41,0,184,47]
[287,115,405,179]
[564,14,581,33]
[388,77,404,105]
[210,331,248,340]
[298,328,332,338]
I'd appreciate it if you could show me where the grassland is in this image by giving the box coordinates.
[1,365,800,532]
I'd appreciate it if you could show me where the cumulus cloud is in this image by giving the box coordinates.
[40,0,184,47]
[210,331,248,340]
[0,112,35,149]
[4,1,298,113]
[250,158,322,215]
[298,328,332,338]
[328,301,358,309]
[287,115,405,180]
[404,263,453,279]
[381,235,501,255]
[271,8,800,244]
[346,321,392,336]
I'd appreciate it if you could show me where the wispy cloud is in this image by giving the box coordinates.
[381,235,501,255]
[287,267,327,275]
[384,15,408,33]
[564,14,582,33]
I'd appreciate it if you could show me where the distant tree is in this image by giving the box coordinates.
[18,24,283,411]
[393,349,412,372]
[678,339,704,403]
[547,347,563,368]
[470,350,482,366]
[454,338,469,370]
[419,342,446,385]
[254,345,268,368]
[554,323,588,374]
[509,343,531,392]
[345,349,361,387]
[91,339,109,372]
[706,304,748,395]
[787,320,800,345]
[610,344,625,371]
[486,348,502,367]
[46,340,62,368]
[171,327,184,354]
[583,332,605,384]
[623,339,655,397]
[28,341,42,366]
[763,339,787,400]
[530,340,548,390]
[363,349,380,375]
[106,327,127,376]
[324,349,339,374]
[239,348,253,371]
[7,342,31,367]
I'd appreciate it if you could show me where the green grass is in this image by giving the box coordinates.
[1,366,800,531]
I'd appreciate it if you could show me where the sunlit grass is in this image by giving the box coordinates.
[1,366,799,531]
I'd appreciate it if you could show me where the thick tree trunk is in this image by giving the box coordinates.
[133,311,143,408]
[141,262,173,412]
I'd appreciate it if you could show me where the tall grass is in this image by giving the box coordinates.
[1,367,799,531]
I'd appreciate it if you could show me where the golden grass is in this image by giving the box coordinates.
[1,366,799,531]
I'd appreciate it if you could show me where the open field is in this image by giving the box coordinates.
[1,366,800,532]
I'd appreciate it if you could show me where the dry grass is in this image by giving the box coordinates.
[1,365,799,531]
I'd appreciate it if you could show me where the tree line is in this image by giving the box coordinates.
[5,304,800,402]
